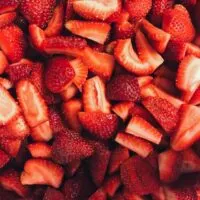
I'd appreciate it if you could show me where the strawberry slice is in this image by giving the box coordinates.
[43,187,65,200]
[0,24,26,63]
[137,76,153,88]
[0,12,17,28]
[20,158,64,188]
[190,86,200,105]
[106,74,140,102]
[20,0,56,28]
[0,0,19,14]
[60,84,78,102]
[0,51,8,75]
[115,132,153,158]
[65,160,81,177]
[83,76,111,113]
[126,116,163,144]
[65,20,111,44]
[89,189,107,200]
[27,142,52,159]
[63,99,82,133]
[162,4,195,42]
[79,111,118,140]
[73,0,120,21]
[108,145,130,175]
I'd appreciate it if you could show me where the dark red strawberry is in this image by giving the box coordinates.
[0,149,10,168]
[89,189,107,200]
[0,12,17,28]
[43,187,64,200]
[0,0,19,14]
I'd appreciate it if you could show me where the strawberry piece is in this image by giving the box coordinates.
[63,99,82,132]
[69,58,88,90]
[120,156,159,195]
[79,112,118,140]
[88,141,111,186]
[162,4,195,42]
[73,0,120,21]
[21,158,64,188]
[106,74,140,102]
[190,86,200,105]
[0,12,17,28]
[124,0,152,23]
[83,76,111,113]
[81,47,115,80]
[0,24,26,63]
[89,189,107,200]
[0,149,9,168]
[44,2,64,37]
[154,65,176,81]
[137,76,153,88]
[27,142,52,159]
[126,116,162,144]
[45,56,75,93]
[20,0,56,28]
[6,59,34,83]
[108,145,129,174]
[115,132,153,158]
[0,51,8,75]
[60,84,78,102]
[52,130,94,164]
[65,0,75,21]
[65,160,81,177]
[65,20,111,44]
[0,0,19,14]
[142,97,179,133]
[43,187,65,200]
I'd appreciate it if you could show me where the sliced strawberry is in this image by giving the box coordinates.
[0,149,10,168]
[52,130,94,164]
[20,0,56,28]
[81,47,115,80]
[45,56,75,93]
[89,189,107,200]
[190,86,200,105]
[65,160,81,177]
[154,65,176,81]
[0,0,19,14]
[0,12,16,28]
[44,1,64,37]
[0,51,8,75]
[60,84,78,102]
[162,4,195,42]
[69,58,88,90]
[83,76,111,113]
[126,116,162,144]
[43,187,65,200]
[106,74,140,102]
[65,20,111,44]
[108,145,129,174]
[63,99,82,132]
[137,76,153,88]
[27,142,52,159]
[120,156,159,195]
[72,0,120,21]
[0,24,26,63]
[21,158,64,188]
[115,132,153,158]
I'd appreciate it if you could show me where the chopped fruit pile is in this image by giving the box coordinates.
[0,0,200,199]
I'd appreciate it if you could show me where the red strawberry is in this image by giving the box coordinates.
[21,158,64,188]
[89,189,107,200]
[52,130,94,164]
[65,160,81,177]
[79,112,118,140]
[60,84,78,102]
[43,187,65,200]
[20,0,56,28]
[0,12,17,28]
[65,0,75,21]
[65,20,111,44]
[0,0,19,14]
[126,116,162,144]
[137,76,153,88]
[190,86,200,105]
[106,74,140,102]
[0,24,26,63]
[120,156,159,195]
[162,4,195,42]
[83,76,111,113]
[115,132,153,158]
[0,51,8,75]
[0,149,10,168]
[124,0,152,23]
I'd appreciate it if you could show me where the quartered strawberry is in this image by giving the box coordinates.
[106,74,140,102]
[60,84,78,102]
[0,24,26,63]
[190,86,200,105]
[43,187,65,200]
[45,56,75,93]
[63,99,82,132]
[126,116,163,144]
[79,112,118,140]
[83,76,111,113]
[162,4,195,42]
[89,189,107,200]
[52,130,94,164]
[20,0,56,28]
[21,158,64,188]
[115,132,153,158]
[65,20,111,44]
[0,0,19,14]
[0,12,17,28]
[65,160,81,177]
[120,156,159,195]
[0,51,8,75]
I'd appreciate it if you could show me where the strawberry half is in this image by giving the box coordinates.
[0,149,10,168]
[43,187,65,200]
[0,12,17,28]
[79,111,118,140]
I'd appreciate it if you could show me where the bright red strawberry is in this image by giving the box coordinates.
[106,74,140,102]
[21,158,64,188]
[0,12,17,28]
[115,132,153,158]
[43,187,65,200]
[124,0,152,23]
[89,189,107,200]
[52,130,94,164]
[120,156,159,195]
[20,0,56,28]
[0,0,19,14]
[83,76,111,113]
[126,116,162,144]
[0,149,10,168]
[60,84,78,102]
[65,20,111,44]
[65,160,81,177]
[45,56,75,93]
[162,4,195,42]
[0,24,26,63]
[0,51,8,75]
[190,86,200,105]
